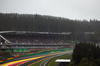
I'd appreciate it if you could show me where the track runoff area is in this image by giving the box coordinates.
[0,51,72,66]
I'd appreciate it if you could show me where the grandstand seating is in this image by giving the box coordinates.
[0,33,73,56]
[3,34,64,44]
[0,34,70,50]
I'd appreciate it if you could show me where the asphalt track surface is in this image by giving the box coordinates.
[0,51,72,66]
[40,56,55,66]
[39,52,72,66]
[20,56,55,66]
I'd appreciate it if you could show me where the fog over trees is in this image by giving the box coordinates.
[0,13,100,42]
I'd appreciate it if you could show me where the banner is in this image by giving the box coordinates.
[13,49,28,52]
[5,49,12,52]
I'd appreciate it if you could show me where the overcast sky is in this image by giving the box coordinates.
[0,0,100,20]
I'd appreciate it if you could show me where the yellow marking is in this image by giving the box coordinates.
[28,58,45,66]
[17,60,30,66]
[1,52,70,66]
[7,58,13,60]
[28,56,54,66]
[1,56,45,66]
[0,61,3,62]
[28,52,69,66]
[51,51,55,53]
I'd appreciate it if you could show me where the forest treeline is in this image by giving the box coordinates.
[0,13,100,32]
[0,13,100,42]
[69,43,100,66]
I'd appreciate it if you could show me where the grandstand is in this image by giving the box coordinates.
[0,31,73,56]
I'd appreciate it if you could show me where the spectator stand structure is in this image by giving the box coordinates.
[0,31,73,56]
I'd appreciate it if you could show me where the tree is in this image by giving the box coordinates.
[78,58,89,66]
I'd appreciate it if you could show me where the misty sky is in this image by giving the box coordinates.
[0,0,100,20]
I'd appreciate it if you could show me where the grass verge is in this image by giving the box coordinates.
[47,54,72,66]
[30,59,46,66]
[30,57,54,66]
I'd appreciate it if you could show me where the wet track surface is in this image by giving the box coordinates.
[40,56,55,66]
[0,51,72,66]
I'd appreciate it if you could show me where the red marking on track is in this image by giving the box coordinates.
[8,61,27,66]
[2,59,8,61]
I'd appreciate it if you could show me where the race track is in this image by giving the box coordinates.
[0,51,72,66]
